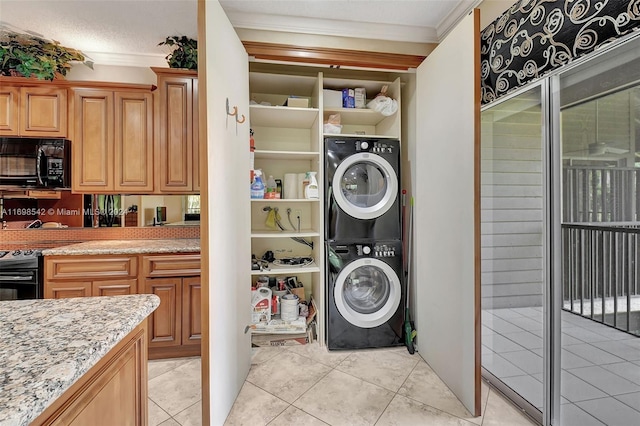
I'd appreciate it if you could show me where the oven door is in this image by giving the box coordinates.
[0,269,41,300]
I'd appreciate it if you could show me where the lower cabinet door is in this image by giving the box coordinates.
[46,282,92,299]
[92,279,138,297]
[145,277,181,347]
[181,276,201,346]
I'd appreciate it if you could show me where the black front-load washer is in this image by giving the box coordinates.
[325,136,401,241]
[326,240,404,350]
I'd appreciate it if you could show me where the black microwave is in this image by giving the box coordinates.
[0,138,71,189]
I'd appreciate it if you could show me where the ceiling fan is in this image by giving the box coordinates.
[587,142,630,155]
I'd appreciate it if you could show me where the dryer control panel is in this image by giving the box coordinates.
[356,243,398,258]
[355,140,395,154]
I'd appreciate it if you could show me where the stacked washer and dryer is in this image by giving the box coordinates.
[324,136,404,350]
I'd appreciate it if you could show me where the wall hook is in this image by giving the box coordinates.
[226,98,238,117]
[236,114,246,124]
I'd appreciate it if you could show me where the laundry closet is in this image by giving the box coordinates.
[203,3,480,424]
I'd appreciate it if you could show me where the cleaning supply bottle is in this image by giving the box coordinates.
[265,175,277,199]
[249,129,255,183]
[304,171,319,199]
[251,169,265,199]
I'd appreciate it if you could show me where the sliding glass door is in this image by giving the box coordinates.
[557,36,640,426]
[481,34,640,426]
[481,84,545,423]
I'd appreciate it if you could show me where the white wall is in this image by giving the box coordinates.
[66,63,158,84]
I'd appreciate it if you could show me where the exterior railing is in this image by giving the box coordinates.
[563,166,638,223]
[562,223,640,336]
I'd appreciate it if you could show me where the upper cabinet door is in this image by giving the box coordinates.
[114,91,154,192]
[20,87,68,137]
[157,76,194,192]
[192,78,200,192]
[414,10,481,416]
[0,85,67,137]
[72,89,114,192]
[0,86,19,134]
[201,1,251,424]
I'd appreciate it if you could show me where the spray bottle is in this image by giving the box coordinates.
[251,169,265,199]
[304,171,319,199]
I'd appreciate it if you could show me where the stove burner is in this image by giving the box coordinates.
[0,249,42,267]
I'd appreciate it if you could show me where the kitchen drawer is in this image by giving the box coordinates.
[45,256,137,280]
[142,254,201,278]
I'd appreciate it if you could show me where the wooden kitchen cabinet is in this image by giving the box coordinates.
[182,276,202,346]
[43,252,200,359]
[145,277,181,348]
[70,86,153,193]
[32,322,148,426]
[142,253,201,358]
[0,84,68,137]
[92,279,138,297]
[153,68,199,193]
[46,281,92,299]
[44,255,138,299]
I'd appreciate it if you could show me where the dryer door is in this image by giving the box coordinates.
[334,258,401,328]
[332,153,398,220]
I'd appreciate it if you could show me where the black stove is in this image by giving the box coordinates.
[0,249,42,268]
[0,249,43,300]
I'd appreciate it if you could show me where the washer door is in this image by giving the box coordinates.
[332,153,398,220]
[334,258,401,328]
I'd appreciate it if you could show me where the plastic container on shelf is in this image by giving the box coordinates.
[250,169,265,199]
[304,171,319,199]
[264,175,278,199]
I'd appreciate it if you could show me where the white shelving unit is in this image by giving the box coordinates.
[249,71,324,334]
[323,77,402,139]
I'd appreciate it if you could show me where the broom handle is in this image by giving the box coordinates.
[406,196,414,310]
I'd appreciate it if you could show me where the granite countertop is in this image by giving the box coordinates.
[0,294,160,426]
[41,238,200,256]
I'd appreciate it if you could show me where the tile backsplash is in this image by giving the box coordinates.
[1,226,200,250]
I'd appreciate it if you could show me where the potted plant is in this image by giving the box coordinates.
[158,36,198,70]
[0,28,92,80]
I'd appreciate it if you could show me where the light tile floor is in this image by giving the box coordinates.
[148,344,538,425]
[483,307,640,425]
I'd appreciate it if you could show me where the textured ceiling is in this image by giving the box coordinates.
[0,0,474,67]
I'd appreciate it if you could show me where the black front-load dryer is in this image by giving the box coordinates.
[325,136,401,241]
[326,240,404,350]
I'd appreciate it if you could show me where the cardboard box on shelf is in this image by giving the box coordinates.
[355,88,366,108]
[342,88,355,108]
[323,89,342,107]
[286,97,310,108]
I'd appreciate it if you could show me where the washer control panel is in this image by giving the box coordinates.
[354,140,395,154]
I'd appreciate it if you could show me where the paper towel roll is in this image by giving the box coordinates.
[297,173,307,200]
[283,173,298,199]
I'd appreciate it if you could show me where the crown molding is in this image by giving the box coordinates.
[83,51,169,68]
[226,11,439,44]
[436,0,481,40]
[243,41,426,71]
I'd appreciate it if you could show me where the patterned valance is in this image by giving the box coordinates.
[480,0,640,104]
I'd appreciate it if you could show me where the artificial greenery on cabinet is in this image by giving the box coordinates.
[0,28,92,80]
[158,36,198,70]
